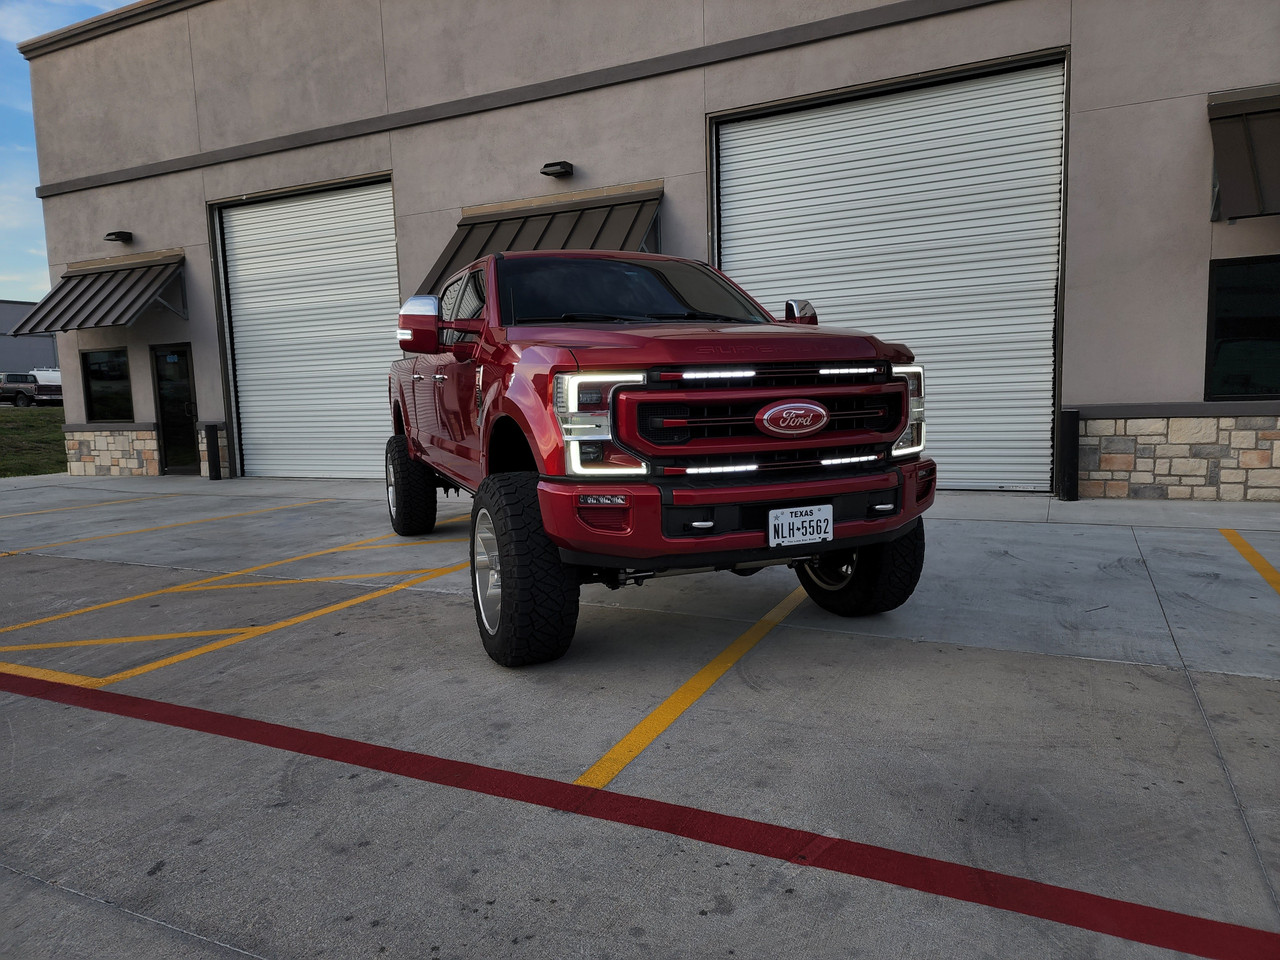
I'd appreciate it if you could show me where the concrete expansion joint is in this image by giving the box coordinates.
[1128,530,1280,920]
[0,861,268,959]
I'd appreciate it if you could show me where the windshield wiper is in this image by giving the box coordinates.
[514,312,656,324]
[645,311,763,323]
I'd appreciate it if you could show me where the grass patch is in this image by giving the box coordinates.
[0,406,67,477]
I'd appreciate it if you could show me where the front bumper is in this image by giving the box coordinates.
[537,458,936,570]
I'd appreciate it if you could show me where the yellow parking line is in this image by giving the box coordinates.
[0,585,182,636]
[1,630,231,652]
[1221,529,1280,596]
[185,534,403,586]
[90,561,470,687]
[575,587,809,789]
[0,494,184,521]
[0,499,334,557]
[1,531,415,635]
[339,538,469,552]
[175,570,454,590]
[0,661,99,687]
[1,512,477,683]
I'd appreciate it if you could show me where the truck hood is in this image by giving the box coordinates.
[502,322,915,367]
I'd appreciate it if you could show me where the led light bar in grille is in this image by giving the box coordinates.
[821,454,882,466]
[683,464,759,475]
[681,369,756,380]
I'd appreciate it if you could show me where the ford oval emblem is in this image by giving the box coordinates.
[756,400,830,438]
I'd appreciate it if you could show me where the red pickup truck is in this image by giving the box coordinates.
[388,251,935,666]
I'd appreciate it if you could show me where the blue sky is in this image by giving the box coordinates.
[1,1,119,303]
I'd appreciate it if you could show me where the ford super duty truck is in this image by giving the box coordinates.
[387,251,935,667]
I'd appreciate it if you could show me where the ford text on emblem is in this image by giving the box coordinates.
[756,400,830,438]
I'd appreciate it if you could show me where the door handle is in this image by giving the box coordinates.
[411,373,425,381]
[432,374,449,383]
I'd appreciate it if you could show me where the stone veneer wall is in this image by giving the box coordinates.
[1078,416,1280,500]
[65,428,160,476]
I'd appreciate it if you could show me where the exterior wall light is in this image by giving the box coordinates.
[540,161,574,178]
[103,231,134,243]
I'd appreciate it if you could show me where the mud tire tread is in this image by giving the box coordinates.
[385,435,437,536]
[797,520,925,616]
[472,472,579,667]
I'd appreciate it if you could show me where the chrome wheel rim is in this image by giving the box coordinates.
[385,452,397,520]
[473,507,502,632]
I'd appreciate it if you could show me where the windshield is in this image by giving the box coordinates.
[496,256,771,325]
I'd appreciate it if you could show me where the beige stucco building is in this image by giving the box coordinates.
[13,0,1280,498]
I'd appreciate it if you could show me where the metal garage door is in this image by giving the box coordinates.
[718,63,1065,490]
[221,183,400,478]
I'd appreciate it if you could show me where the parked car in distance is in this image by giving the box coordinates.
[0,372,39,406]
[31,368,63,405]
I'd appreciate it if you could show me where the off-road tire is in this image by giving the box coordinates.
[385,435,437,536]
[13,392,31,408]
[795,520,925,616]
[470,471,579,667]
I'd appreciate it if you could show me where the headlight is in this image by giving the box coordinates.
[891,364,925,457]
[552,372,649,476]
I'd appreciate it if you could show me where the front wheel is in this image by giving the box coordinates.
[795,520,925,616]
[13,393,31,408]
[471,472,579,667]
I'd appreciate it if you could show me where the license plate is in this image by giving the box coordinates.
[767,504,833,547]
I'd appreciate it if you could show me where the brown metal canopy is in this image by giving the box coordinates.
[10,252,186,336]
[1209,84,1280,220]
[416,187,662,295]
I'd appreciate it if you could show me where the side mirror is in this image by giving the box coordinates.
[784,299,818,325]
[397,295,440,353]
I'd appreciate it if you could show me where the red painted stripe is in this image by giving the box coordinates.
[4,672,1277,960]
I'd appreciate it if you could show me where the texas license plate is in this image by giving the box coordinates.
[767,504,833,547]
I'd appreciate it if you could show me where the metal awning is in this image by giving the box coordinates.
[416,186,662,295]
[1209,85,1280,220]
[10,252,187,336]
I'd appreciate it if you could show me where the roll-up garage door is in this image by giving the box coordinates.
[718,63,1065,490]
[221,183,400,478]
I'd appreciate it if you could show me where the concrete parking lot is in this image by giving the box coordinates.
[1,473,1278,959]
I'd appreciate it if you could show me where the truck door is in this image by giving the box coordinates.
[434,268,485,488]
[409,275,462,463]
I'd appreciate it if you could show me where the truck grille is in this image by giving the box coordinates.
[614,362,908,481]
[636,395,896,445]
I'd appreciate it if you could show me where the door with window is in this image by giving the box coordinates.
[413,268,484,486]
[153,344,198,475]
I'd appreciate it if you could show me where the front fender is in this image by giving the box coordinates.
[487,375,566,476]
[388,366,413,437]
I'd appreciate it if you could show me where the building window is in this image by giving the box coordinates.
[82,348,134,421]
[1206,257,1280,401]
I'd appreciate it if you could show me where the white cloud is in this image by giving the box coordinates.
[0,267,50,300]
[0,149,41,231]
[0,148,48,301]
[0,3,112,301]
